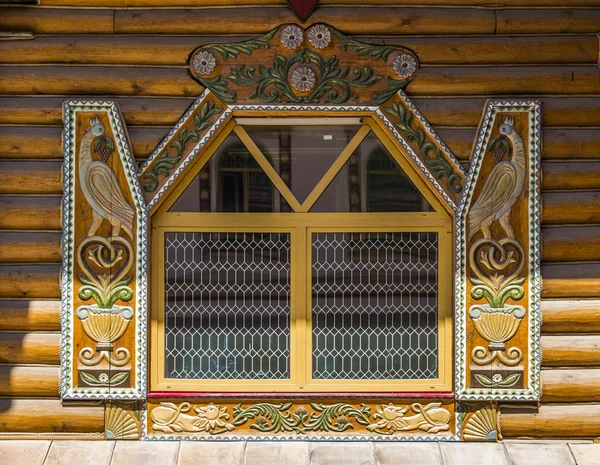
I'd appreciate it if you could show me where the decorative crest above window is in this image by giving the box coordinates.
[188,24,419,106]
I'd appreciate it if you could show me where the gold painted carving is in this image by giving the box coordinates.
[367,402,451,434]
[151,402,235,434]
[462,403,498,441]
[105,402,141,439]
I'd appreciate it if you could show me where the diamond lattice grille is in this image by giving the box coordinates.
[164,232,291,379]
[311,232,438,380]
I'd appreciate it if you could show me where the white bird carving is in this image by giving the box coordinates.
[468,117,526,240]
[78,117,135,239]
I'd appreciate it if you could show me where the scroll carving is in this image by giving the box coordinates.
[62,101,147,399]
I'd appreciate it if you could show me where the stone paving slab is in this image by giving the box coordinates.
[0,440,599,465]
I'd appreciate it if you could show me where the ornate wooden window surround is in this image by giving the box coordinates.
[60,23,541,441]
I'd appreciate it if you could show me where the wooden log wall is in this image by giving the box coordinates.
[0,1,599,438]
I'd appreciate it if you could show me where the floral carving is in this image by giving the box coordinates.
[393,54,418,78]
[385,102,463,193]
[143,100,223,192]
[290,66,316,91]
[151,402,235,434]
[280,25,303,49]
[192,51,216,76]
[308,24,331,49]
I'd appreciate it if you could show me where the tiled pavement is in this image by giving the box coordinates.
[1,440,598,465]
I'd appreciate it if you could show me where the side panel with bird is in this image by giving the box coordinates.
[456,101,541,402]
[61,101,147,399]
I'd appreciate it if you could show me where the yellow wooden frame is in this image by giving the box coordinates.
[150,115,454,393]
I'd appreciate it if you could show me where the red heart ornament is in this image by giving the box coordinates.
[287,0,318,22]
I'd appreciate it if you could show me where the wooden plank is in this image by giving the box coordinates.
[542,300,600,333]
[542,227,600,262]
[0,160,62,194]
[0,96,195,126]
[0,67,203,97]
[0,365,59,396]
[0,66,597,97]
[3,97,600,128]
[0,300,61,331]
[543,162,600,190]
[0,332,60,365]
[543,130,600,160]
[114,8,495,34]
[542,369,600,402]
[0,232,61,263]
[0,399,104,433]
[497,9,600,34]
[542,192,600,225]
[542,335,600,367]
[500,404,600,437]
[542,263,600,299]
[0,265,60,299]
[0,127,63,159]
[0,196,61,230]
[414,97,600,128]
[0,7,114,34]
[1,35,595,66]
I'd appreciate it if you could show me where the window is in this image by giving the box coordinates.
[151,116,453,392]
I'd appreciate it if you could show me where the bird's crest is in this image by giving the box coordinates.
[90,116,100,127]
[503,117,514,127]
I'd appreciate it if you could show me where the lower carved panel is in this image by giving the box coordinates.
[145,399,456,440]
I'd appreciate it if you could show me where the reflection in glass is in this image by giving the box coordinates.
[169,133,290,212]
[164,232,291,379]
[311,133,433,212]
[311,232,438,380]
[244,125,360,204]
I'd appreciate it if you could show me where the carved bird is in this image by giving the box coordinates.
[79,117,135,239]
[468,117,526,240]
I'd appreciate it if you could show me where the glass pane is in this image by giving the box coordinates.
[244,125,360,204]
[310,133,433,212]
[311,232,438,380]
[164,232,291,379]
[169,133,291,212]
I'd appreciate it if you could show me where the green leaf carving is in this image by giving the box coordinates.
[205,28,278,60]
[143,100,223,192]
[475,372,521,388]
[109,372,129,386]
[385,102,463,193]
[305,403,371,432]
[230,402,305,434]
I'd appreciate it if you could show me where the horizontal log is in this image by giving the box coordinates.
[1,35,596,66]
[0,399,104,433]
[0,96,195,127]
[500,404,600,438]
[497,9,600,34]
[542,227,600,262]
[542,192,600,225]
[0,300,61,331]
[543,130,600,160]
[542,263,600,299]
[114,8,495,35]
[0,265,60,298]
[0,67,204,97]
[542,335,600,367]
[0,7,114,34]
[0,232,62,263]
[542,369,600,402]
[1,66,598,97]
[0,196,61,230]
[543,162,600,190]
[413,97,600,128]
[0,126,63,159]
[0,365,59,396]
[0,160,62,194]
[542,300,600,333]
[0,332,60,365]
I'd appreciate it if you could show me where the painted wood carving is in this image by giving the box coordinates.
[188,24,419,106]
[459,403,498,441]
[456,101,541,401]
[144,399,456,440]
[62,101,147,399]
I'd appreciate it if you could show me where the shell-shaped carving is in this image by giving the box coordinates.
[469,305,525,344]
[105,403,139,439]
[77,304,134,344]
[463,405,497,441]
